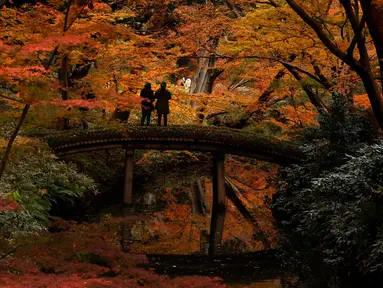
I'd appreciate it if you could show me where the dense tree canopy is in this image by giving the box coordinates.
[1,0,383,287]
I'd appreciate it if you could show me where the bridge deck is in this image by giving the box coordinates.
[45,125,304,165]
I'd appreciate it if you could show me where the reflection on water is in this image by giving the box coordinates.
[121,206,134,252]
[121,215,294,288]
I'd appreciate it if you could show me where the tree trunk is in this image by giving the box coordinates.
[360,0,383,90]
[313,64,332,90]
[0,104,30,180]
[59,54,70,130]
[190,2,243,97]
[190,178,209,215]
[190,50,205,95]
[112,108,131,123]
[193,56,222,94]
[209,153,227,256]
[204,68,224,94]
[358,67,383,128]
[199,230,209,255]
[197,178,209,212]
[191,39,222,95]
[193,56,210,94]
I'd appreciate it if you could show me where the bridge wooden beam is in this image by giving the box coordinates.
[209,152,227,257]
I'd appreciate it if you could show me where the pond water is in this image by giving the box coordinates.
[122,220,294,287]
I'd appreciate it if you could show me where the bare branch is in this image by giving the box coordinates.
[347,15,366,57]
[313,64,332,89]
[187,54,325,86]
[65,2,89,32]
[284,64,328,113]
[285,0,364,71]
[340,0,369,65]
[63,0,73,32]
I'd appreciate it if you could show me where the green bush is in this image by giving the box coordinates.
[0,210,43,238]
[271,93,380,287]
[273,143,383,286]
[0,142,96,237]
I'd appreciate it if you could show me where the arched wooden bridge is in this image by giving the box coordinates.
[45,125,305,256]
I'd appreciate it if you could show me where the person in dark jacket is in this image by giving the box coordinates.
[140,82,155,126]
[155,82,172,126]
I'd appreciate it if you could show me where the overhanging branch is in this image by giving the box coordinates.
[347,15,366,57]
[285,0,364,72]
[187,54,325,87]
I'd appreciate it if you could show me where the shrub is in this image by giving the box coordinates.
[271,93,381,287]
[0,141,96,237]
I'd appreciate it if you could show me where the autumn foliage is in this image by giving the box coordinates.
[1,0,383,287]
[0,218,225,288]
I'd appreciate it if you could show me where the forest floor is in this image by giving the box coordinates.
[0,217,226,288]
[0,217,284,287]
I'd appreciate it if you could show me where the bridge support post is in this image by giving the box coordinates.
[124,149,134,205]
[209,152,227,257]
[121,149,134,252]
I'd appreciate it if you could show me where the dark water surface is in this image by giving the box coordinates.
[139,251,295,288]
